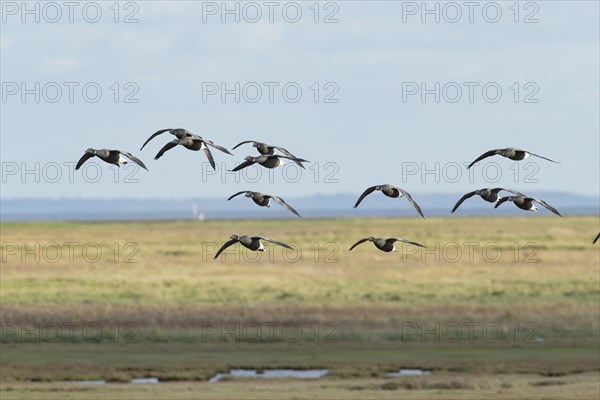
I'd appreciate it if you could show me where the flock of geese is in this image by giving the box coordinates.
[75,131,600,257]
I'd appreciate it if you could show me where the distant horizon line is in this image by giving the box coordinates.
[2,189,599,201]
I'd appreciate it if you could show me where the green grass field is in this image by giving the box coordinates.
[1,216,599,399]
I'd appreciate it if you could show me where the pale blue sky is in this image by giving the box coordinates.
[1,1,598,199]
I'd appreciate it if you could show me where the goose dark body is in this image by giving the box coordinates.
[75,148,148,171]
[230,155,309,172]
[232,141,306,168]
[227,191,301,217]
[348,237,426,253]
[353,184,425,219]
[232,140,295,157]
[140,128,192,149]
[248,192,271,207]
[141,128,232,170]
[214,235,293,259]
[467,147,558,169]
[451,188,524,213]
[494,195,562,217]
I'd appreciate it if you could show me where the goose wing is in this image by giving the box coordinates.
[523,150,559,164]
[275,147,305,168]
[467,149,500,169]
[492,188,526,197]
[272,145,296,158]
[141,129,171,150]
[451,190,477,213]
[396,187,426,219]
[349,237,370,251]
[531,198,562,217]
[494,196,516,209]
[202,146,216,170]
[271,154,309,168]
[353,186,378,208]
[119,151,148,170]
[390,238,426,248]
[272,196,301,217]
[154,140,179,160]
[231,140,256,150]
[230,159,255,172]
[214,238,239,259]
[252,236,293,249]
[227,191,251,201]
[205,139,233,155]
[75,151,96,170]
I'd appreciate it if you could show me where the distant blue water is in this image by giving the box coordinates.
[1,195,597,222]
[1,207,597,222]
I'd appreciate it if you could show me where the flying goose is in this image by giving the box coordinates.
[494,195,562,217]
[141,128,232,170]
[353,184,425,219]
[451,188,525,213]
[593,232,600,244]
[141,128,230,153]
[229,154,309,172]
[214,235,293,259]
[75,149,147,170]
[349,237,426,253]
[232,141,305,168]
[227,191,301,217]
[467,147,558,169]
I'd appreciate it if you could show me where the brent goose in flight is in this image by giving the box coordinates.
[467,147,558,169]
[593,232,600,244]
[214,235,293,259]
[229,154,309,172]
[349,237,426,252]
[451,188,525,213]
[232,140,295,156]
[232,141,305,168]
[494,195,562,217]
[353,184,425,219]
[141,128,232,170]
[75,149,147,170]
[227,191,301,217]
